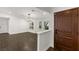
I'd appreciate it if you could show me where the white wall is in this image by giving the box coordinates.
[36,13,53,51]
[0,17,9,33]
[38,31,51,51]
[50,12,54,48]
[0,13,29,34]
[9,16,28,34]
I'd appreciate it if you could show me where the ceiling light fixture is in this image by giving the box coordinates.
[27,9,37,19]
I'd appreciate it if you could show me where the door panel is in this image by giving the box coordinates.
[54,8,78,51]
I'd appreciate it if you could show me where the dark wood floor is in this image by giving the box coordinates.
[0,32,37,51]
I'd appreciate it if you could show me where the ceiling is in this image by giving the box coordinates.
[0,7,51,19]
[37,7,52,13]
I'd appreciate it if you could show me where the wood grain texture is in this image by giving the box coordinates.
[54,8,78,51]
[0,32,37,51]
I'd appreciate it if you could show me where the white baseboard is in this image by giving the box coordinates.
[38,45,50,51]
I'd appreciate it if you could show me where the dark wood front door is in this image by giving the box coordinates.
[54,8,78,51]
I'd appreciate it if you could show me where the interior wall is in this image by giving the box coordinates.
[50,12,54,48]
[9,16,28,34]
[38,31,51,51]
[37,14,53,51]
[0,17,9,33]
[0,13,29,34]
